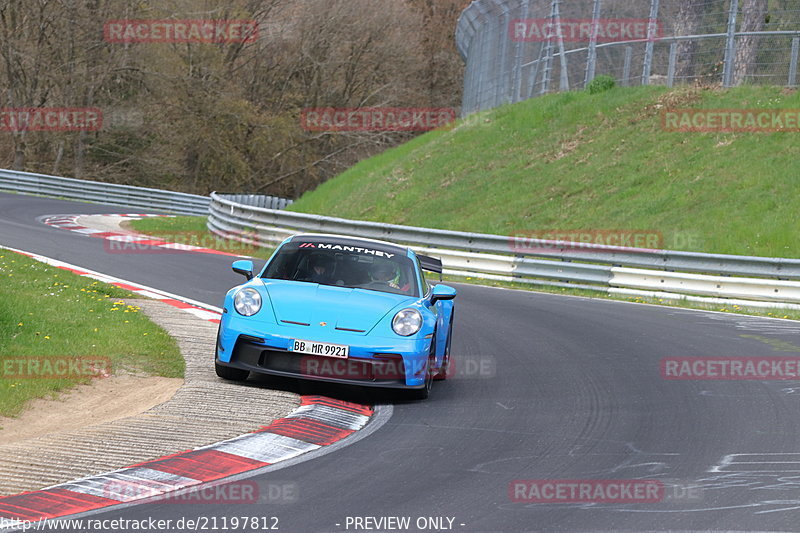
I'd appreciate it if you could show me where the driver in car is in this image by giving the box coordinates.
[306,253,335,284]
[369,259,407,291]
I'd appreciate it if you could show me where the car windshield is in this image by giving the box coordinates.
[262,241,419,297]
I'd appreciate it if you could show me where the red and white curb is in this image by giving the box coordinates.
[40,214,243,257]
[0,246,376,522]
[0,397,372,521]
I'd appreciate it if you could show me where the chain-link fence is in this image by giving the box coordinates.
[456,0,800,115]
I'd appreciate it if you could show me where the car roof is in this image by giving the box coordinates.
[286,233,411,256]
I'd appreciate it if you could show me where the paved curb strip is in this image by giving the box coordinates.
[40,214,244,258]
[0,245,375,522]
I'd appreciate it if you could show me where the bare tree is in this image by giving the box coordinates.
[672,1,710,80]
[0,0,464,197]
[732,0,768,85]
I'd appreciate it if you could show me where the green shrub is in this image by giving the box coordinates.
[587,75,616,94]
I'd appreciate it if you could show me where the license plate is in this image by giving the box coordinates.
[290,339,349,358]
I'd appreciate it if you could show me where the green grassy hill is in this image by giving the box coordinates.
[289,85,800,258]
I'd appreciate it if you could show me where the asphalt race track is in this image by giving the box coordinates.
[4,192,800,533]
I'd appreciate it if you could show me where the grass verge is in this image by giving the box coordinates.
[127,216,274,260]
[289,85,800,258]
[0,250,183,418]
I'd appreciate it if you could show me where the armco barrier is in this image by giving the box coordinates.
[208,191,800,306]
[0,168,209,215]
[3,169,798,307]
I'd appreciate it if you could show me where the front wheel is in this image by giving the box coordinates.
[435,313,454,381]
[408,356,433,400]
[214,327,249,381]
[215,360,250,381]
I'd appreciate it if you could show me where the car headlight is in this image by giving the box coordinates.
[234,288,262,316]
[392,308,422,336]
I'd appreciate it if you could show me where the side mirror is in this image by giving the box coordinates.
[430,284,456,305]
[232,259,254,281]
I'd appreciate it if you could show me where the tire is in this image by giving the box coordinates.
[214,329,249,381]
[215,360,250,381]
[409,335,436,400]
[408,356,433,400]
[435,312,454,381]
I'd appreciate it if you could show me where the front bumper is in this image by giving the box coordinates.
[217,332,430,389]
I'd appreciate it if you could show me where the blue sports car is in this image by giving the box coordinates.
[215,234,456,399]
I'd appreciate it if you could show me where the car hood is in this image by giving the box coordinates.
[263,280,412,333]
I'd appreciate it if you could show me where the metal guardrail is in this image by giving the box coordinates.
[3,169,795,307]
[207,192,800,306]
[0,168,209,216]
[216,193,293,210]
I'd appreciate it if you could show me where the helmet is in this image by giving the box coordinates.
[371,259,398,282]
[308,253,334,272]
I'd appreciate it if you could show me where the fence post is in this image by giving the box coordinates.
[472,3,489,112]
[641,0,660,85]
[512,0,530,103]
[667,41,678,87]
[498,7,511,105]
[527,44,544,98]
[722,0,739,87]
[554,0,570,90]
[540,0,559,94]
[789,37,800,88]
[584,0,601,86]
[622,46,633,86]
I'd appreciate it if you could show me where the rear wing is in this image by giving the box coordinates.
[417,254,443,280]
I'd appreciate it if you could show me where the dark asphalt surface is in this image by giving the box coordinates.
[3,192,800,532]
